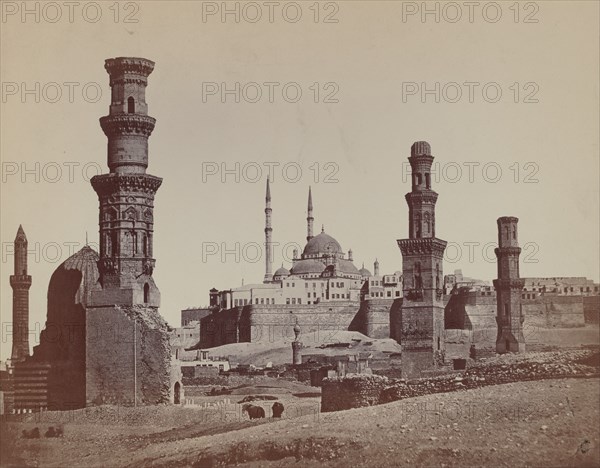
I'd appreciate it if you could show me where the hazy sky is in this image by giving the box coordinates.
[1,1,598,359]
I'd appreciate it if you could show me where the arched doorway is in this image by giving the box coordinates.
[174,382,181,404]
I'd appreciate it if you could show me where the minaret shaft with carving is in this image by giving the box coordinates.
[263,178,273,283]
[10,225,32,362]
[90,57,161,307]
[396,142,447,375]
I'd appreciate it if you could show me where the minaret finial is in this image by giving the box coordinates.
[266,176,271,201]
[306,186,314,242]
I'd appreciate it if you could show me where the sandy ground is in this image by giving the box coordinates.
[2,377,598,467]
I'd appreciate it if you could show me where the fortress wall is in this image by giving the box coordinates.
[445,292,586,335]
[583,296,600,324]
[522,295,585,328]
[199,308,243,348]
[200,302,362,347]
[249,302,360,345]
[349,298,398,338]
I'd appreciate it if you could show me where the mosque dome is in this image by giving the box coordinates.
[359,265,372,277]
[302,231,342,257]
[34,245,99,365]
[48,245,100,307]
[337,259,360,276]
[289,259,326,276]
[273,265,290,278]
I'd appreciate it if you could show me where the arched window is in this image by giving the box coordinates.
[128,97,135,113]
[425,173,431,188]
[144,283,150,303]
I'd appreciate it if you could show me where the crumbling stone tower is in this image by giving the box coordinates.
[10,225,31,363]
[86,57,172,406]
[397,141,447,377]
[493,217,525,353]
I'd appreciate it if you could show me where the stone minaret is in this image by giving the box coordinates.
[263,177,273,283]
[90,57,162,306]
[10,225,31,363]
[306,186,314,242]
[397,141,447,377]
[493,217,525,353]
[374,258,380,276]
[87,57,171,407]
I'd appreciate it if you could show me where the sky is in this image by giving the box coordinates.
[1,1,599,359]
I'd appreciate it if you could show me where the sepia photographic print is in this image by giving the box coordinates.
[0,1,599,467]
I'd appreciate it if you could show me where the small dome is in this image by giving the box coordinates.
[302,231,342,257]
[274,266,290,277]
[290,259,326,276]
[359,267,372,277]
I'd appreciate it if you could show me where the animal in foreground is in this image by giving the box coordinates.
[272,402,284,418]
[242,404,265,419]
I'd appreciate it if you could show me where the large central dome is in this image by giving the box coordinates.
[302,231,342,257]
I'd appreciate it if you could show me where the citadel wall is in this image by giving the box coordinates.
[200,302,363,347]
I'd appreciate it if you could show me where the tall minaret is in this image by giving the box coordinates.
[374,258,380,276]
[90,57,162,306]
[493,217,525,353]
[397,141,447,377]
[306,186,314,242]
[10,225,32,363]
[263,177,273,283]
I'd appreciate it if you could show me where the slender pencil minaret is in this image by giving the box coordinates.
[10,225,32,363]
[493,217,525,353]
[263,177,273,283]
[306,186,314,242]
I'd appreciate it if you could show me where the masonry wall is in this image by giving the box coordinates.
[321,375,388,412]
[321,349,599,412]
[445,291,586,334]
[583,296,600,324]
[86,305,171,406]
[349,299,397,338]
[522,295,585,328]
[200,302,362,347]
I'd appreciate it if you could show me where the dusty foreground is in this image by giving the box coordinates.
[2,377,599,468]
